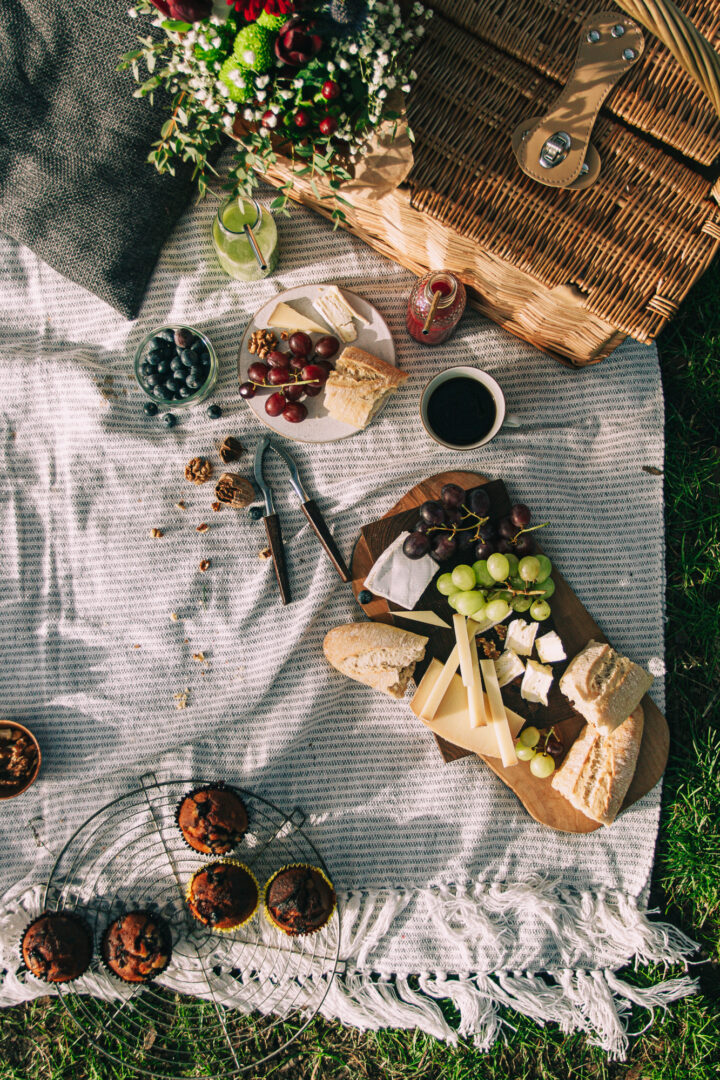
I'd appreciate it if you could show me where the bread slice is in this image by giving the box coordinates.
[550,706,644,825]
[323,622,428,699]
[559,640,653,735]
[323,346,408,429]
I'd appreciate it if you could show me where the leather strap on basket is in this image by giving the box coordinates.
[512,12,644,189]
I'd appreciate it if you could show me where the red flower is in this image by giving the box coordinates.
[275,16,322,66]
[150,0,212,19]
[227,0,294,18]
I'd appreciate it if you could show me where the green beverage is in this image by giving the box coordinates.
[211,197,279,281]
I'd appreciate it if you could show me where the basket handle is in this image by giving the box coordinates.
[615,0,720,117]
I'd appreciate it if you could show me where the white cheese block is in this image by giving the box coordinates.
[520,659,554,705]
[313,286,367,343]
[535,630,567,664]
[410,659,524,757]
[454,614,474,688]
[418,645,459,721]
[363,532,436,610]
[494,649,526,688]
[266,302,330,334]
[479,659,518,767]
[505,618,539,657]
[471,609,513,635]
[392,610,452,630]
[468,631,487,729]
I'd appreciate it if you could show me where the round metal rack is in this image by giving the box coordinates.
[42,774,341,1079]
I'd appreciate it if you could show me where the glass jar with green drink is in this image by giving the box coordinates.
[211,196,279,282]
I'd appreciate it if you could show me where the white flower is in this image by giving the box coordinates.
[217,81,229,96]
[377,87,387,99]
[278,89,293,100]
[263,113,278,128]
[242,49,256,66]
[226,101,238,113]
[211,36,221,48]
[269,104,281,114]
[255,90,266,101]
[259,126,269,137]
[401,83,411,92]
[348,42,358,54]
[243,108,255,121]
[338,57,350,70]
[127,7,137,17]
[416,24,425,36]
[326,62,336,73]
[198,35,208,49]
[385,75,396,89]
[256,74,270,88]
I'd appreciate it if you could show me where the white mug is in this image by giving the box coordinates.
[420,366,518,450]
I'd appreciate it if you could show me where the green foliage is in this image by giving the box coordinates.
[232,22,274,72]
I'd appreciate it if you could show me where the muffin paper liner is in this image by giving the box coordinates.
[175,783,249,857]
[185,859,260,933]
[19,910,94,984]
[100,911,173,985]
[262,864,337,938]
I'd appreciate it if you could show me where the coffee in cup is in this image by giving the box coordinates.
[420,367,507,450]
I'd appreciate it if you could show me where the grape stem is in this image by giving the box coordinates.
[512,521,549,543]
[249,378,321,390]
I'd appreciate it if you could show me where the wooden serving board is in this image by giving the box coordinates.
[351,471,669,834]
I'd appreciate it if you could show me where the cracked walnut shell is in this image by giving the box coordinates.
[185,457,213,485]
[215,473,255,508]
[219,436,245,464]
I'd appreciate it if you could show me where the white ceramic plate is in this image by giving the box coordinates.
[237,284,396,443]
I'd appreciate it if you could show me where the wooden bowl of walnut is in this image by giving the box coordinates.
[0,721,41,799]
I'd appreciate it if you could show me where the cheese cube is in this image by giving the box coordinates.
[494,650,526,688]
[520,659,554,705]
[535,630,567,664]
[505,619,539,656]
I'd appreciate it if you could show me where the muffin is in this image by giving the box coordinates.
[102,911,172,983]
[186,860,259,931]
[264,865,336,937]
[21,912,93,983]
[176,785,249,855]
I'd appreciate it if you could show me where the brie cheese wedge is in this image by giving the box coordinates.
[363,532,436,610]
[535,630,567,664]
[505,618,539,657]
[520,659,554,705]
[313,286,367,343]
[392,610,452,630]
[266,302,329,334]
[494,649,526,688]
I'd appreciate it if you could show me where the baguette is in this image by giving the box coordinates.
[559,640,653,735]
[550,706,644,826]
[323,622,427,699]
[323,346,408,429]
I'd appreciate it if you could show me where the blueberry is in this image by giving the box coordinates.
[153,385,169,399]
[249,506,263,520]
[358,590,373,605]
[165,378,180,393]
[140,362,153,378]
[145,372,160,387]
[206,404,222,419]
[186,375,200,390]
[170,357,185,373]
[143,401,158,416]
[180,348,197,366]
[157,360,170,377]
[161,412,177,428]
[178,386,191,398]
[174,328,193,348]
[197,347,210,363]
[157,329,175,342]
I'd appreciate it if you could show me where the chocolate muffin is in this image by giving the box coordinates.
[21,912,93,983]
[102,911,172,983]
[186,861,259,931]
[176,785,248,855]
[264,865,336,937]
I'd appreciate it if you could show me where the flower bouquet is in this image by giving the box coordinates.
[120,0,432,220]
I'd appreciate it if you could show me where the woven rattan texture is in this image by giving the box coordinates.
[429,0,720,166]
[405,15,720,342]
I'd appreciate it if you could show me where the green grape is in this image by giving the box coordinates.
[455,591,486,617]
[529,752,556,778]
[519,726,540,747]
[473,560,496,588]
[530,599,552,621]
[487,553,510,582]
[437,573,459,596]
[448,593,462,611]
[505,553,520,576]
[511,595,533,612]
[452,564,476,591]
[485,598,510,622]
[518,556,541,582]
[489,589,513,603]
[533,577,556,599]
[516,744,537,762]
[535,555,553,583]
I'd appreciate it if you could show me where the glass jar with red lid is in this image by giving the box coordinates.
[406,271,467,345]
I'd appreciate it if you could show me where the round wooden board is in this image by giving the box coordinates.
[351,471,669,834]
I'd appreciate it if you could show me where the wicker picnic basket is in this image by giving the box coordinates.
[246,0,720,366]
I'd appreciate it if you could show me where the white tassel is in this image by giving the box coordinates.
[418,971,502,1046]
[425,883,510,967]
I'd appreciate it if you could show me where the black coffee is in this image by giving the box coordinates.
[426,376,496,446]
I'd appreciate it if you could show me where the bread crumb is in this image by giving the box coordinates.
[170,612,179,621]
[174,689,190,710]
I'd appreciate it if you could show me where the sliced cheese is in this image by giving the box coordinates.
[494,649,525,688]
[266,302,330,335]
[520,659,554,705]
[411,659,524,758]
[313,285,367,343]
[418,645,459,722]
[468,628,487,729]
[505,619,539,657]
[392,610,452,630]
[479,659,518,767]
[535,630,567,664]
[454,614,474,689]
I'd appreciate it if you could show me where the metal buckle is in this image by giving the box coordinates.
[539,131,572,169]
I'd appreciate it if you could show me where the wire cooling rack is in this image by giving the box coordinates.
[41,773,341,1079]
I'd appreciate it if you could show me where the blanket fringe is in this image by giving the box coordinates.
[0,880,699,1060]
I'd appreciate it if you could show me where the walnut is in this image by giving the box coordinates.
[247,329,277,359]
[196,523,209,533]
[175,501,186,510]
[215,473,256,508]
[185,457,213,485]
[259,548,272,560]
[219,436,245,464]
[198,560,211,572]
[150,528,164,538]
[211,501,222,512]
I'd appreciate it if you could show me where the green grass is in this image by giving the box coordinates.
[2,266,719,1080]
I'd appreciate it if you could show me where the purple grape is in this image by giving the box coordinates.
[510,503,532,528]
[514,533,536,556]
[476,521,496,542]
[467,487,490,516]
[457,530,476,552]
[474,540,496,560]
[444,507,462,526]
[430,533,457,563]
[414,520,430,534]
[239,381,256,399]
[419,500,446,526]
[440,483,465,510]
[403,532,431,560]
[498,516,516,540]
[497,538,515,554]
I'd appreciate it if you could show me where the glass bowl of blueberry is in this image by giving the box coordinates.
[134,325,218,408]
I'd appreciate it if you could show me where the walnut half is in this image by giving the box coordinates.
[185,457,213,484]
[215,473,256,508]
